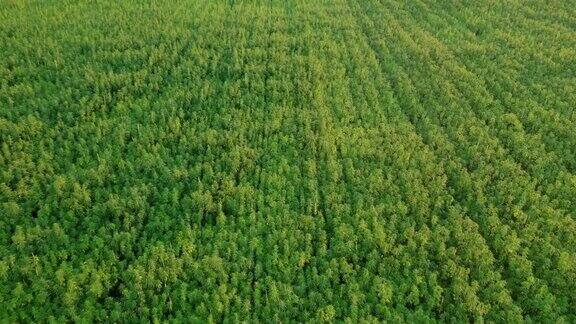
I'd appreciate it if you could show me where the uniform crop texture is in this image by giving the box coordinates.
[1,0,575,322]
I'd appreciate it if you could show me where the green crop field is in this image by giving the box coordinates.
[1,0,575,322]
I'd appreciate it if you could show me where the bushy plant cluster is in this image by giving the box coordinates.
[1,0,574,322]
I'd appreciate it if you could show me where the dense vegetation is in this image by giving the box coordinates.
[1,0,575,321]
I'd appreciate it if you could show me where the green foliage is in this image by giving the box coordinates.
[0,0,575,321]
